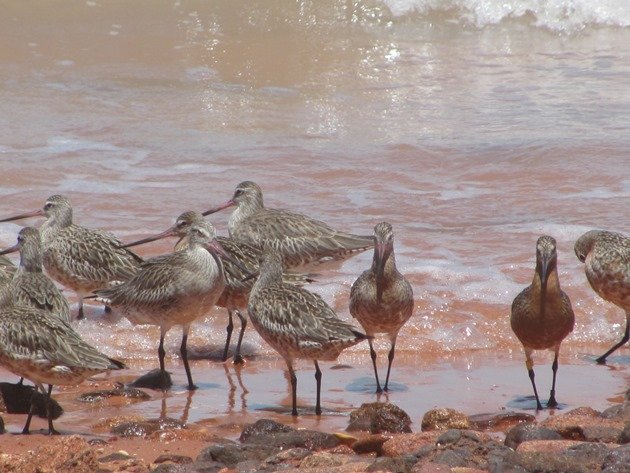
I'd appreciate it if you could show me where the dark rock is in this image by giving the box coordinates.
[154,454,194,465]
[504,423,563,450]
[196,443,274,468]
[78,385,150,403]
[259,447,310,467]
[0,381,63,419]
[239,418,339,451]
[581,425,625,443]
[432,448,467,467]
[504,441,611,473]
[487,444,520,473]
[347,402,412,434]
[602,444,630,473]
[601,404,624,420]
[436,429,463,446]
[421,408,470,431]
[0,415,4,434]
[184,459,225,473]
[129,368,172,390]
[367,456,414,473]
[239,418,294,442]
[621,423,630,444]
[111,416,186,437]
[151,464,189,473]
[468,411,535,431]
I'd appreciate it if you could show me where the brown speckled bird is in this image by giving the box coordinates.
[0,227,71,323]
[0,195,142,319]
[349,222,414,393]
[575,230,630,363]
[122,211,316,364]
[0,302,125,434]
[202,181,374,268]
[247,249,369,416]
[511,235,575,410]
[95,220,229,391]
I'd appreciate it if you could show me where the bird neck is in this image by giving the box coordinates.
[19,246,44,273]
[532,266,561,317]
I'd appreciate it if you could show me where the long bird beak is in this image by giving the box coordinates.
[202,199,235,216]
[121,227,180,248]
[0,243,19,255]
[0,209,45,223]
[537,252,553,316]
[375,242,390,305]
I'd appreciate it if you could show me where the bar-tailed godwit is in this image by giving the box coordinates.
[575,230,629,363]
[0,195,142,319]
[202,181,374,268]
[95,220,229,390]
[511,235,575,410]
[0,227,71,322]
[247,249,369,416]
[349,222,414,393]
[123,210,316,364]
[0,302,125,434]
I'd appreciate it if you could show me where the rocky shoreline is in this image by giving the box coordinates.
[0,388,627,473]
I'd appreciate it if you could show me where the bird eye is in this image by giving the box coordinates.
[234,189,243,197]
[44,203,52,210]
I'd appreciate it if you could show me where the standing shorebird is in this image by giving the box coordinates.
[247,249,369,416]
[202,181,374,268]
[349,222,414,393]
[511,236,575,410]
[0,195,142,319]
[575,230,630,363]
[0,302,125,434]
[123,211,315,364]
[0,227,71,322]
[95,220,230,390]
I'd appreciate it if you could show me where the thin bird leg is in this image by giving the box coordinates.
[383,335,398,392]
[286,360,298,416]
[525,350,543,410]
[77,297,85,320]
[595,311,630,364]
[180,324,197,390]
[46,384,60,435]
[368,339,382,393]
[22,386,38,434]
[233,309,247,365]
[158,329,166,377]
[314,360,322,415]
[222,310,235,362]
[157,328,169,389]
[547,347,560,408]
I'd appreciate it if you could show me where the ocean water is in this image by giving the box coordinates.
[0,0,628,433]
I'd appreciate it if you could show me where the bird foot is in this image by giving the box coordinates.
[232,354,245,365]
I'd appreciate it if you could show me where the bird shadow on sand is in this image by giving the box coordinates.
[506,395,569,412]
[578,353,630,366]
[186,342,259,362]
[345,376,408,394]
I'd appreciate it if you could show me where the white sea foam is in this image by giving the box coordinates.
[383,0,630,31]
